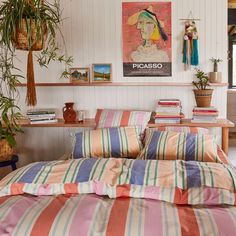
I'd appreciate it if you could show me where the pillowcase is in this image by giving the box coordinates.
[143,127,209,144]
[73,126,142,159]
[138,130,221,163]
[149,126,209,135]
[95,109,152,132]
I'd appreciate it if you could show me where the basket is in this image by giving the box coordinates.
[0,139,14,162]
[193,89,213,107]
[14,19,47,51]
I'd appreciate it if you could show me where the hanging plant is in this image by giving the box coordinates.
[0,0,73,106]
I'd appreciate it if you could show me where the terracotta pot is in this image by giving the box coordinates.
[63,102,77,123]
[193,89,213,107]
[13,19,47,51]
[0,139,14,162]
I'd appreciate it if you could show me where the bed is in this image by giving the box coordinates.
[1,151,236,235]
[1,109,236,236]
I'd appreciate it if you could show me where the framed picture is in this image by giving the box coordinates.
[92,64,112,83]
[122,2,172,77]
[70,68,90,83]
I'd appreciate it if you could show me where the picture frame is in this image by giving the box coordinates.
[92,64,112,83]
[70,68,90,83]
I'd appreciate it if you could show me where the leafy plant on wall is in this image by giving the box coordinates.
[0,0,73,106]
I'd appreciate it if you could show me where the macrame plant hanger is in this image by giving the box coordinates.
[180,11,200,71]
[15,0,45,106]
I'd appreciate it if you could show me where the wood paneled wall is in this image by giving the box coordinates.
[0,0,229,176]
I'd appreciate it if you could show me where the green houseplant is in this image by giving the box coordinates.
[0,0,72,106]
[192,68,213,107]
[0,48,23,161]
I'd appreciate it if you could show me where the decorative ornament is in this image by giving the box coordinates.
[182,21,199,70]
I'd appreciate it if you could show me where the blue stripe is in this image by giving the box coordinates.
[18,162,48,183]
[110,128,120,157]
[130,160,147,185]
[185,161,201,188]
[75,158,97,182]
[73,132,84,159]
[185,133,196,161]
[147,131,161,160]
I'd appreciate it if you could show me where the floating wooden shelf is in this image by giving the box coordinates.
[19,118,96,128]
[19,118,234,128]
[16,82,229,87]
[148,119,235,128]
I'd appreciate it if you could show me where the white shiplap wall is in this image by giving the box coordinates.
[8,0,229,170]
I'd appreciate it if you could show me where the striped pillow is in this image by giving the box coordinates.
[95,109,152,132]
[73,126,142,159]
[148,126,209,134]
[138,130,221,162]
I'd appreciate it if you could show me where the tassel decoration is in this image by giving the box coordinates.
[182,21,199,70]
[26,50,37,106]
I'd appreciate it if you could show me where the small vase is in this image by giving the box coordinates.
[63,102,77,123]
[209,72,222,83]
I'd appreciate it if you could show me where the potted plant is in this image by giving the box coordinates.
[0,48,23,161]
[0,0,73,106]
[209,58,222,83]
[192,68,213,107]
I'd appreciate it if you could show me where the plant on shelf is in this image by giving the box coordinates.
[210,58,222,72]
[0,0,73,106]
[0,47,23,161]
[192,68,213,107]
[209,57,222,83]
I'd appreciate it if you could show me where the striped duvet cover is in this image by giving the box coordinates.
[0,157,236,235]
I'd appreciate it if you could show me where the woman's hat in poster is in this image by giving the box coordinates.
[127,5,168,41]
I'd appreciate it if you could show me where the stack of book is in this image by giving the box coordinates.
[191,107,219,123]
[27,109,58,124]
[155,99,184,124]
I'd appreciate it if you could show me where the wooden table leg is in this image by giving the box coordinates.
[222,127,229,155]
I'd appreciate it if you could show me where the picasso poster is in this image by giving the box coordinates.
[122,2,172,77]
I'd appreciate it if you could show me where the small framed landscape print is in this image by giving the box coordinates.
[92,64,112,83]
[70,68,90,83]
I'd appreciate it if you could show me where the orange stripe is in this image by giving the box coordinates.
[177,205,200,236]
[95,109,102,128]
[106,198,130,236]
[10,183,24,195]
[0,196,12,205]
[64,183,79,194]
[174,188,188,204]
[189,127,198,134]
[116,184,131,197]
[30,195,69,236]
[120,111,130,126]
[217,146,228,164]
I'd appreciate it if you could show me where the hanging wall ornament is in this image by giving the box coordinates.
[182,20,199,70]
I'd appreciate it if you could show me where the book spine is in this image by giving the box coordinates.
[158,102,181,106]
[28,114,56,119]
[30,119,58,124]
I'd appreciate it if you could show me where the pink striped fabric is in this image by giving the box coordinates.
[95,109,152,132]
[0,194,236,235]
